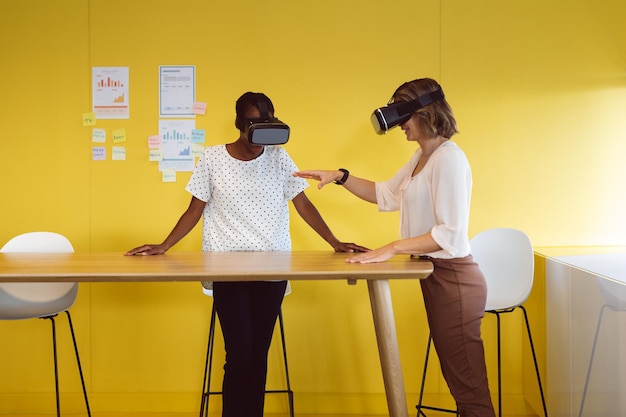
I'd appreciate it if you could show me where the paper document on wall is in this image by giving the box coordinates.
[92,67,129,119]
[157,119,195,172]
[159,66,195,118]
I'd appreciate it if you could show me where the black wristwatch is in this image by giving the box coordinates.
[335,168,349,185]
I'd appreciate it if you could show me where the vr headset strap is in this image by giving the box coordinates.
[397,88,445,115]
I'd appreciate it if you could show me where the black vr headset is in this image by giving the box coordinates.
[370,87,445,135]
[241,101,290,145]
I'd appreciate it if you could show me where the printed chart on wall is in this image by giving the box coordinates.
[159,66,195,118]
[158,119,196,172]
[92,67,129,119]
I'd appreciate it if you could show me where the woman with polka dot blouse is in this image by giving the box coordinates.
[126,92,367,417]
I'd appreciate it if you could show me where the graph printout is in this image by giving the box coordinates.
[158,119,196,172]
[159,65,196,118]
[92,67,130,119]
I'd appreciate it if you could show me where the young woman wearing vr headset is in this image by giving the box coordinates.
[295,78,496,417]
[126,92,367,417]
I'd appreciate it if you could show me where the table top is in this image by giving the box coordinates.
[0,251,434,283]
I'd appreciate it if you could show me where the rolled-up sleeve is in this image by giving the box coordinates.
[428,148,472,257]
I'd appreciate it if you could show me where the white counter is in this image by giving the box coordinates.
[538,248,626,417]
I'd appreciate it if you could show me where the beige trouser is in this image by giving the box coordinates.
[420,255,496,417]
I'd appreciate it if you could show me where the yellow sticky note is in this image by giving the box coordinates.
[162,169,176,183]
[112,128,126,143]
[191,143,204,158]
[82,112,96,126]
[149,149,163,161]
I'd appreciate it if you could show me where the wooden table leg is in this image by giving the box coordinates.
[367,278,409,417]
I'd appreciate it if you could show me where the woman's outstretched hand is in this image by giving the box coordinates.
[293,170,342,189]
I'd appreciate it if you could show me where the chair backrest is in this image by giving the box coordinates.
[470,228,534,311]
[0,232,78,320]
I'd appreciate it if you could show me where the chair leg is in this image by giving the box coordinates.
[277,308,294,417]
[200,303,218,417]
[43,312,92,417]
[415,333,459,416]
[519,306,548,417]
[199,306,294,417]
[46,315,61,417]
[491,307,548,417]
[65,311,92,417]
[578,304,606,417]
[495,311,502,417]
[416,333,432,417]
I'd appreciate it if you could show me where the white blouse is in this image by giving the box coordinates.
[375,141,472,259]
[185,145,308,252]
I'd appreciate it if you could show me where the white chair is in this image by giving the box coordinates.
[0,232,91,417]
[473,228,547,417]
[199,283,294,417]
[416,228,548,417]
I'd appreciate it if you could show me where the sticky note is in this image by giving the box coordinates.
[191,143,204,157]
[148,135,161,149]
[191,129,205,143]
[112,146,126,160]
[162,169,176,183]
[112,128,126,143]
[92,146,106,160]
[92,128,106,143]
[193,101,207,115]
[149,149,163,161]
[82,112,96,126]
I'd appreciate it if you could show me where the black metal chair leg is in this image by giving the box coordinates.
[489,307,548,417]
[495,311,502,417]
[415,333,459,416]
[277,309,294,417]
[200,305,294,417]
[200,304,217,417]
[65,311,92,417]
[416,334,432,417]
[47,315,61,417]
[43,311,91,417]
[520,306,548,417]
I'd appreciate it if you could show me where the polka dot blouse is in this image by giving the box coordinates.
[185,145,309,252]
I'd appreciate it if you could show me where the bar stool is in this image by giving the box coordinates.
[199,284,294,417]
[0,232,91,417]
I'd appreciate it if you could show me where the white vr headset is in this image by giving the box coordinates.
[370,87,445,135]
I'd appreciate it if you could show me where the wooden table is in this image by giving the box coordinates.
[0,250,433,417]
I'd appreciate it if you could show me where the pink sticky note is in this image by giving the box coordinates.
[193,101,207,115]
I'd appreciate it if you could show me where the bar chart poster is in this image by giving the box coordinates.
[158,119,196,172]
[92,67,129,119]
[159,65,195,118]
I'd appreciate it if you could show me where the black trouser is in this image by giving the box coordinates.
[213,280,287,417]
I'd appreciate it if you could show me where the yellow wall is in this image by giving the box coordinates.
[1,0,625,415]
